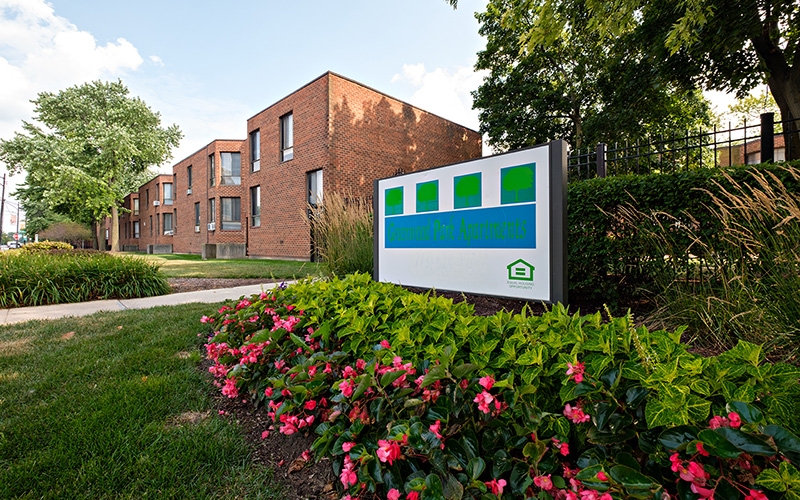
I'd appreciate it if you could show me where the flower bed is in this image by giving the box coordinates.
[201,273,800,500]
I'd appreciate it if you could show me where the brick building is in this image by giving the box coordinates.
[118,72,482,259]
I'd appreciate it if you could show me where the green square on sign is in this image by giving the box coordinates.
[454,173,481,209]
[416,181,439,213]
[385,187,403,215]
[500,164,536,204]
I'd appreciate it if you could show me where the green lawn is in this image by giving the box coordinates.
[130,253,320,279]
[0,304,283,499]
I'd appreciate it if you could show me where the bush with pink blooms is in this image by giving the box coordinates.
[201,273,800,500]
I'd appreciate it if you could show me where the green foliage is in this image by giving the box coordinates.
[0,80,182,251]
[566,162,800,305]
[20,240,74,252]
[471,0,714,152]
[310,192,373,277]
[0,304,284,499]
[0,251,170,307]
[203,274,800,499]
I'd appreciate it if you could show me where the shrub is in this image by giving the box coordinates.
[201,275,800,500]
[310,192,373,277]
[0,251,170,307]
[19,240,74,253]
[567,161,800,305]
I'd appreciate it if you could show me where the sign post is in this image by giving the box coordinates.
[374,141,568,304]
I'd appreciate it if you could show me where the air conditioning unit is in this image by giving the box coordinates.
[153,200,160,206]
[164,230,174,236]
[194,225,200,233]
[207,222,216,231]
[186,188,192,195]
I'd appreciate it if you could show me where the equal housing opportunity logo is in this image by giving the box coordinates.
[507,258,535,289]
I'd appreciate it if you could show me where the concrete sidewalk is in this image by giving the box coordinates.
[0,282,285,326]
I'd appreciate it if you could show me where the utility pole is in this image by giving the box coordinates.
[0,173,5,239]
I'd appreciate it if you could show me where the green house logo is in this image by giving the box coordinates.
[507,259,535,281]
[416,180,439,213]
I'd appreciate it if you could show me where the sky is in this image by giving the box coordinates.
[0,0,490,232]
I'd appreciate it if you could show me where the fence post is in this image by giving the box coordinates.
[596,143,607,178]
[760,112,774,163]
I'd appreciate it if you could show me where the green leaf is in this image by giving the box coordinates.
[443,473,464,500]
[351,373,372,401]
[451,363,479,379]
[422,365,448,388]
[727,401,763,424]
[467,457,486,480]
[658,426,699,451]
[714,427,776,455]
[756,469,787,492]
[697,429,742,459]
[523,441,547,464]
[424,473,444,498]
[404,398,425,409]
[608,465,658,490]
[381,370,408,388]
[763,425,800,463]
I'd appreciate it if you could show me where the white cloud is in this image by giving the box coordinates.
[392,63,487,133]
[0,0,143,140]
[149,55,164,66]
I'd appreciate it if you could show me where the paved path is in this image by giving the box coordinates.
[0,282,284,325]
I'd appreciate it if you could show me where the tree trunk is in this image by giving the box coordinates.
[110,204,120,252]
[92,221,101,250]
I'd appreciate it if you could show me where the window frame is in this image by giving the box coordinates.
[133,221,140,239]
[280,112,294,162]
[250,186,261,227]
[220,152,242,185]
[209,154,216,187]
[133,198,140,215]
[163,182,173,205]
[163,213,174,233]
[221,197,242,231]
[250,130,261,172]
[208,198,216,223]
[307,169,323,207]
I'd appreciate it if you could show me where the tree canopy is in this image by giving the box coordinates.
[0,80,181,250]
[469,0,714,152]
[452,0,800,157]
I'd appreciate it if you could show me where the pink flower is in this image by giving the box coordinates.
[564,403,591,424]
[356,359,366,371]
[728,412,742,428]
[597,471,608,481]
[339,379,354,398]
[308,366,317,377]
[376,439,402,465]
[670,453,682,473]
[566,361,586,384]
[407,493,420,500]
[485,478,507,496]
[387,488,401,500]
[695,442,709,457]
[709,415,727,428]
[264,387,273,397]
[746,490,768,500]
[380,340,392,349]
[342,441,356,452]
[222,377,239,398]
[261,430,270,439]
[200,315,211,323]
[534,474,553,490]
[691,483,714,499]
[429,420,444,440]
[324,363,332,373]
[479,375,495,390]
[473,390,494,414]
[304,400,317,411]
[340,468,357,487]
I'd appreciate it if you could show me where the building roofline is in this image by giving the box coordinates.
[247,71,481,136]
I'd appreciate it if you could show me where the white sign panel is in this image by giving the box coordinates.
[374,142,567,303]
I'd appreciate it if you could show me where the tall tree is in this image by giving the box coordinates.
[453,0,800,158]
[469,0,714,152]
[0,80,181,251]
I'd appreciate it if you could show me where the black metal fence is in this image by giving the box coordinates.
[567,113,800,182]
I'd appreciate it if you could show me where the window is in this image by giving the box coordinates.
[163,182,173,205]
[187,165,193,190]
[163,213,173,234]
[307,169,323,207]
[776,147,786,162]
[220,152,241,185]
[146,189,150,205]
[133,198,139,215]
[155,183,160,202]
[208,198,216,223]
[221,197,241,230]
[250,186,261,227]
[194,202,201,228]
[149,215,153,236]
[209,154,216,186]
[133,221,140,239]
[281,112,293,161]
[250,130,260,172]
